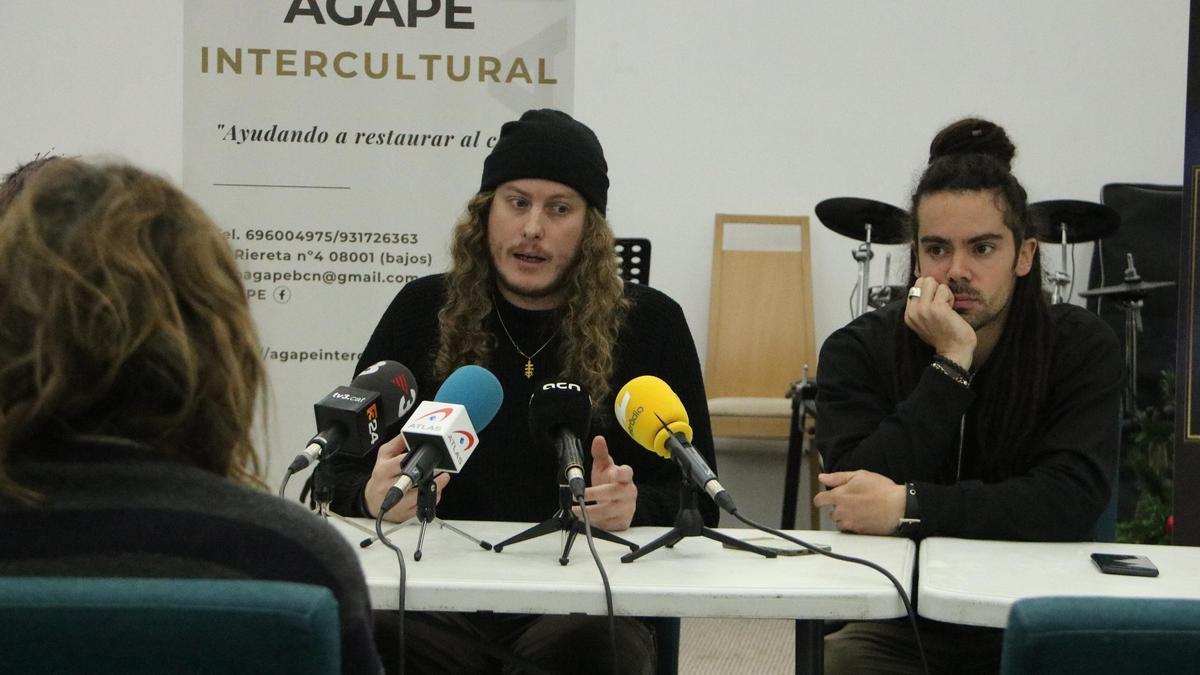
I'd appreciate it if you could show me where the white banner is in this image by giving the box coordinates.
[182,0,575,486]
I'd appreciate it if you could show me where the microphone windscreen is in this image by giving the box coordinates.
[351,360,419,426]
[528,380,591,448]
[435,365,504,430]
[613,375,693,458]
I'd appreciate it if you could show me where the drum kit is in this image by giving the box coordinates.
[813,197,909,317]
[815,196,1176,412]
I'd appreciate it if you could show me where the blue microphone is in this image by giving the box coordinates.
[378,365,503,513]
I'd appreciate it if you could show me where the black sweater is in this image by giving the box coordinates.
[816,300,1121,541]
[1,440,382,675]
[329,274,718,528]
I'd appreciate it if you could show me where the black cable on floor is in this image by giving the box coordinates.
[729,509,930,675]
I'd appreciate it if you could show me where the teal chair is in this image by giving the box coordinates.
[0,577,341,675]
[1001,596,1200,675]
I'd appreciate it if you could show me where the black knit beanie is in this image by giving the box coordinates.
[480,109,609,214]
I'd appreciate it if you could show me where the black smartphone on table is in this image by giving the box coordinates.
[1090,552,1159,577]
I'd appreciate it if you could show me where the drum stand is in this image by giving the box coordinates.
[852,223,875,316]
[492,485,638,565]
[1048,222,1073,304]
[867,253,905,309]
[1114,254,1146,413]
[782,366,819,530]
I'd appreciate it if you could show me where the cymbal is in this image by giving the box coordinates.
[815,197,908,244]
[1077,279,1176,300]
[1029,200,1120,243]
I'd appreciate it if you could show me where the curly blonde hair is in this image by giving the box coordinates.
[434,191,630,403]
[0,159,265,502]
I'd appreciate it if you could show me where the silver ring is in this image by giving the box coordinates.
[907,287,922,300]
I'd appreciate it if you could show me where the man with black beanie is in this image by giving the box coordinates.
[329,109,716,674]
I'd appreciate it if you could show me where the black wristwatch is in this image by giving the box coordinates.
[896,482,921,537]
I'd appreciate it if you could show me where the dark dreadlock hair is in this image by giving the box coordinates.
[895,117,1051,478]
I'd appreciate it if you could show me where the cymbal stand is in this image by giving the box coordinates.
[410,478,492,561]
[1116,253,1145,413]
[852,223,875,316]
[621,481,777,563]
[1048,222,1072,304]
[867,252,895,309]
[492,485,638,565]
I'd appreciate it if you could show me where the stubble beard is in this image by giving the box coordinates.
[493,250,581,307]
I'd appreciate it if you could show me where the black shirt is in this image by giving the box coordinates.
[329,274,718,528]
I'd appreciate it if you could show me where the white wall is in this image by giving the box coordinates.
[2,0,1188,375]
[574,1,1189,358]
[1,1,184,181]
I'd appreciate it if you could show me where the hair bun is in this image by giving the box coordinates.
[928,117,1016,170]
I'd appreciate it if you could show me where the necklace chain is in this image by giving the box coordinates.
[494,300,557,379]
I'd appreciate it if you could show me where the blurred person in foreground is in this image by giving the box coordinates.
[0,158,383,675]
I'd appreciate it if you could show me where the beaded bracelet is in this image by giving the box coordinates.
[931,361,970,388]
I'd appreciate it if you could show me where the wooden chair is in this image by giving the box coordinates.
[705,214,820,528]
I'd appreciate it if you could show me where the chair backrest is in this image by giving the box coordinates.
[614,237,652,285]
[0,577,341,675]
[705,214,815,437]
[1001,596,1200,675]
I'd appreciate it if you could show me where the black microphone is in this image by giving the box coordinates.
[529,379,591,500]
[289,360,419,473]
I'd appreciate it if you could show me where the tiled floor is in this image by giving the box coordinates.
[679,617,795,674]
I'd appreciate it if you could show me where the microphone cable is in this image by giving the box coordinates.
[575,493,620,675]
[374,508,409,675]
[728,509,931,675]
[278,466,297,498]
[373,502,560,675]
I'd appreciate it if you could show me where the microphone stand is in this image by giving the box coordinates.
[309,459,387,546]
[621,479,777,563]
[410,477,492,561]
[493,485,639,565]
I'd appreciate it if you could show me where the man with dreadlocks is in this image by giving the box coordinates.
[329,109,714,674]
[813,118,1121,673]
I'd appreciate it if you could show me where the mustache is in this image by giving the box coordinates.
[947,280,979,297]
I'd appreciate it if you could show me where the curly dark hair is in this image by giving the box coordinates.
[0,159,266,501]
[435,191,629,404]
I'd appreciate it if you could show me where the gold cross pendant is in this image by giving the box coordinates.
[523,360,534,379]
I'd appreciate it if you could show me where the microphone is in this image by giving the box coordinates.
[378,365,503,514]
[528,379,591,500]
[289,360,419,473]
[614,375,736,514]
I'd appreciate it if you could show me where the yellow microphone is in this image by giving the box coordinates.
[614,376,736,513]
[614,376,693,458]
